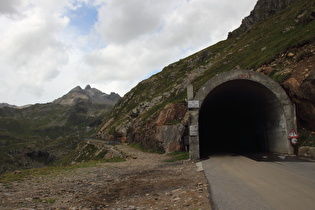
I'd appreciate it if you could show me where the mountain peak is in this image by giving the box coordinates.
[54,85,120,106]
[70,86,83,92]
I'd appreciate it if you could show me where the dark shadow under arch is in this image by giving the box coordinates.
[199,80,283,158]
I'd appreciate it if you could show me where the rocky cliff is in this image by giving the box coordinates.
[97,0,315,152]
[228,0,298,37]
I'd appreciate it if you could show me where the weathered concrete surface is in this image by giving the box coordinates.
[299,146,315,159]
[202,155,315,210]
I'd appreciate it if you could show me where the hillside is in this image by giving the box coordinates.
[0,86,120,173]
[97,0,315,152]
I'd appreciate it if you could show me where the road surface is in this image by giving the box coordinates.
[202,154,315,210]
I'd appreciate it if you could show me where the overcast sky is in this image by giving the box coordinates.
[0,0,257,106]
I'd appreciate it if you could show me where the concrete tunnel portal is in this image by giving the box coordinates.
[189,70,296,159]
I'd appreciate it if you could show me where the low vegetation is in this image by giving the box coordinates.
[165,152,189,162]
[0,156,126,183]
[297,129,315,147]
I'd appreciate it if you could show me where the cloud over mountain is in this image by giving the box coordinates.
[0,0,256,106]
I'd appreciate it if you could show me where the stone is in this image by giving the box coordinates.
[287,52,295,57]
[13,170,21,174]
[196,162,203,172]
[284,78,315,130]
[172,197,181,202]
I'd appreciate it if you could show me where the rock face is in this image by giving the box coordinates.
[283,69,315,130]
[258,43,315,131]
[229,0,297,38]
[53,85,120,106]
[128,103,189,153]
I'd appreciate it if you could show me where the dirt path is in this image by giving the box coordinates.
[0,144,211,209]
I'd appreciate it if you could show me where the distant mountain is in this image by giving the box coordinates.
[0,103,17,109]
[53,85,120,106]
[0,85,120,174]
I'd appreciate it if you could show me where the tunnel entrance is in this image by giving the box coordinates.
[189,70,296,159]
[200,80,272,157]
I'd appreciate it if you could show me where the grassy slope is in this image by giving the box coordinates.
[0,102,112,173]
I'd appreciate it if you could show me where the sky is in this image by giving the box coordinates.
[0,0,257,106]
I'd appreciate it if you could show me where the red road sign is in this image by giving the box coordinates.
[291,138,298,145]
[288,129,299,139]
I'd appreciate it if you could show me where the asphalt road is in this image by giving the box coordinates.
[202,154,315,210]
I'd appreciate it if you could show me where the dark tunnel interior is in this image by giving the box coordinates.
[199,80,278,158]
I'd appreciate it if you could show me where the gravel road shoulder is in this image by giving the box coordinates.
[0,144,211,209]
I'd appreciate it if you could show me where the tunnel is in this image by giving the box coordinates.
[199,80,276,157]
[189,70,295,159]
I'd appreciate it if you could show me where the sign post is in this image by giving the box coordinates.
[288,129,299,145]
[188,100,200,109]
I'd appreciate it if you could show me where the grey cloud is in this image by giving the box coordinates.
[78,0,257,98]
[0,0,22,15]
[0,4,69,105]
[96,0,178,44]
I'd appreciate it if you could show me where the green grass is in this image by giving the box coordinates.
[268,70,292,83]
[104,157,126,163]
[165,151,189,162]
[94,150,108,160]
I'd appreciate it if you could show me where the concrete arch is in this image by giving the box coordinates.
[189,70,296,159]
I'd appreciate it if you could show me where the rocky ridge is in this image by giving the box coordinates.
[53,85,120,106]
[229,0,298,38]
[0,103,17,109]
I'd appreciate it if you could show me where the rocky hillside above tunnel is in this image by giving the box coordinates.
[97,0,315,152]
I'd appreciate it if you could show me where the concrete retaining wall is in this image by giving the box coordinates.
[298,146,315,159]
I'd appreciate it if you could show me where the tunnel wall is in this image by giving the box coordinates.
[189,70,296,159]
